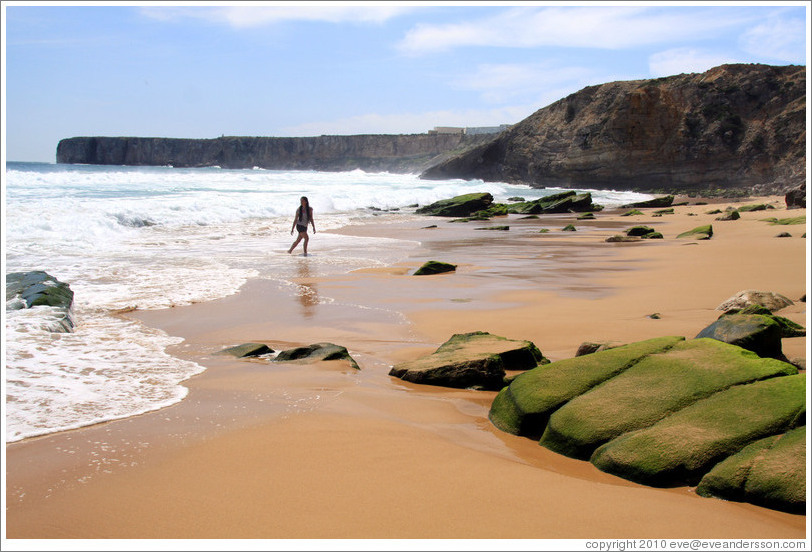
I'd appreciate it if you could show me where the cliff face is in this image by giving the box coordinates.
[56,133,494,174]
[421,64,806,194]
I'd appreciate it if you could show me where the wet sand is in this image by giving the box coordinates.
[4,195,808,542]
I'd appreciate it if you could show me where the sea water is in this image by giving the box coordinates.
[3,161,653,442]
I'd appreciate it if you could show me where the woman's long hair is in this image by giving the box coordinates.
[298,196,310,219]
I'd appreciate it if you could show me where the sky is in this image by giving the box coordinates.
[1,1,808,162]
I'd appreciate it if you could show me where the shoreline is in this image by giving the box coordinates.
[4,194,808,541]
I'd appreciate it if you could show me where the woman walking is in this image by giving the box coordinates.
[288,196,316,256]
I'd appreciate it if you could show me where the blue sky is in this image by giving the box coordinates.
[2,1,808,162]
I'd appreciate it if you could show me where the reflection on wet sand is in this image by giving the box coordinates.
[295,259,319,318]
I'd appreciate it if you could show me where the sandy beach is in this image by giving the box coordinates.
[4,194,808,542]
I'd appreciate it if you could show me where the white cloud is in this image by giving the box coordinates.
[452,62,597,104]
[648,48,739,77]
[279,105,536,137]
[141,5,413,28]
[398,6,756,55]
[739,16,807,64]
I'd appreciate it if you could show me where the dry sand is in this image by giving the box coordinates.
[4,195,808,543]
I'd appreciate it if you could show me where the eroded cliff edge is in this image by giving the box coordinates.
[421,64,805,194]
[56,133,494,174]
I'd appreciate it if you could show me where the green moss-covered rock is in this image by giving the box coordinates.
[654,208,674,215]
[539,339,798,459]
[591,373,806,486]
[622,196,674,209]
[738,203,768,212]
[389,331,547,390]
[719,306,806,338]
[626,226,656,237]
[645,232,664,239]
[562,224,577,231]
[506,191,599,215]
[488,336,684,437]
[274,342,360,369]
[762,216,806,225]
[577,212,596,220]
[475,225,509,231]
[416,193,494,217]
[414,261,457,276]
[471,203,509,219]
[696,314,784,359]
[217,342,274,358]
[696,426,806,514]
[605,235,642,243]
[676,224,713,239]
[6,271,76,332]
[621,209,644,216]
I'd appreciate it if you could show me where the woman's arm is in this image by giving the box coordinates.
[309,207,316,233]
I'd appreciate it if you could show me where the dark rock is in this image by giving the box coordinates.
[507,196,526,202]
[274,343,360,369]
[647,313,662,319]
[416,193,494,217]
[622,196,675,209]
[540,338,797,460]
[217,343,274,358]
[645,232,664,239]
[706,209,723,215]
[6,271,75,332]
[695,314,784,359]
[562,224,577,232]
[676,224,713,239]
[413,261,457,276]
[506,191,600,215]
[716,290,794,313]
[625,225,656,237]
[389,331,548,390]
[591,373,805,487]
[696,427,806,514]
[475,226,509,231]
[421,225,438,229]
[605,235,642,243]
[775,232,792,238]
[785,183,806,209]
[738,203,768,212]
[715,210,740,221]
[577,212,596,220]
[621,209,644,216]
[653,208,675,215]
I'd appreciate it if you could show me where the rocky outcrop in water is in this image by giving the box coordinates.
[422,64,806,195]
[6,271,75,332]
[56,133,496,173]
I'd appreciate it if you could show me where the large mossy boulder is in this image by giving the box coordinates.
[488,336,685,438]
[413,261,457,276]
[696,426,806,514]
[718,305,806,338]
[696,314,784,359]
[676,224,713,239]
[389,331,547,390]
[621,195,674,209]
[274,343,360,369]
[6,271,76,332]
[590,373,806,487]
[416,193,494,217]
[507,191,600,215]
[716,290,794,313]
[539,339,798,460]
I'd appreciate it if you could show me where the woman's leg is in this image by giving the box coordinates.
[288,234,303,253]
[302,233,309,256]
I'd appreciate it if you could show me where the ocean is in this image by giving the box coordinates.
[3,161,654,443]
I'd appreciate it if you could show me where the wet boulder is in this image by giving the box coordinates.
[274,343,360,370]
[389,331,547,390]
[413,261,457,276]
[6,271,75,332]
[217,343,274,358]
[696,314,785,360]
[696,426,806,514]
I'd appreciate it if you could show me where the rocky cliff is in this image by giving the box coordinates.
[421,64,806,195]
[56,133,495,173]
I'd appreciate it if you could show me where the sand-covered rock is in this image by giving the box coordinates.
[695,314,785,359]
[590,373,805,487]
[415,193,494,217]
[539,338,798,459]
[389,331,547,390]
[716,290,794,313]
[715,210,741,221]
[217,343,274,358]
[413,261,457,275]
[696,426,806,514]
[489,336,685,437]
[274,343,360,369]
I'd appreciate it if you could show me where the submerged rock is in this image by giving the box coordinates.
[696,426,806,514]
[6,271,75,332]
[416,193,494,217]
[413,261,457,276]
[389,331,547,390]
[274,342,360,369]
